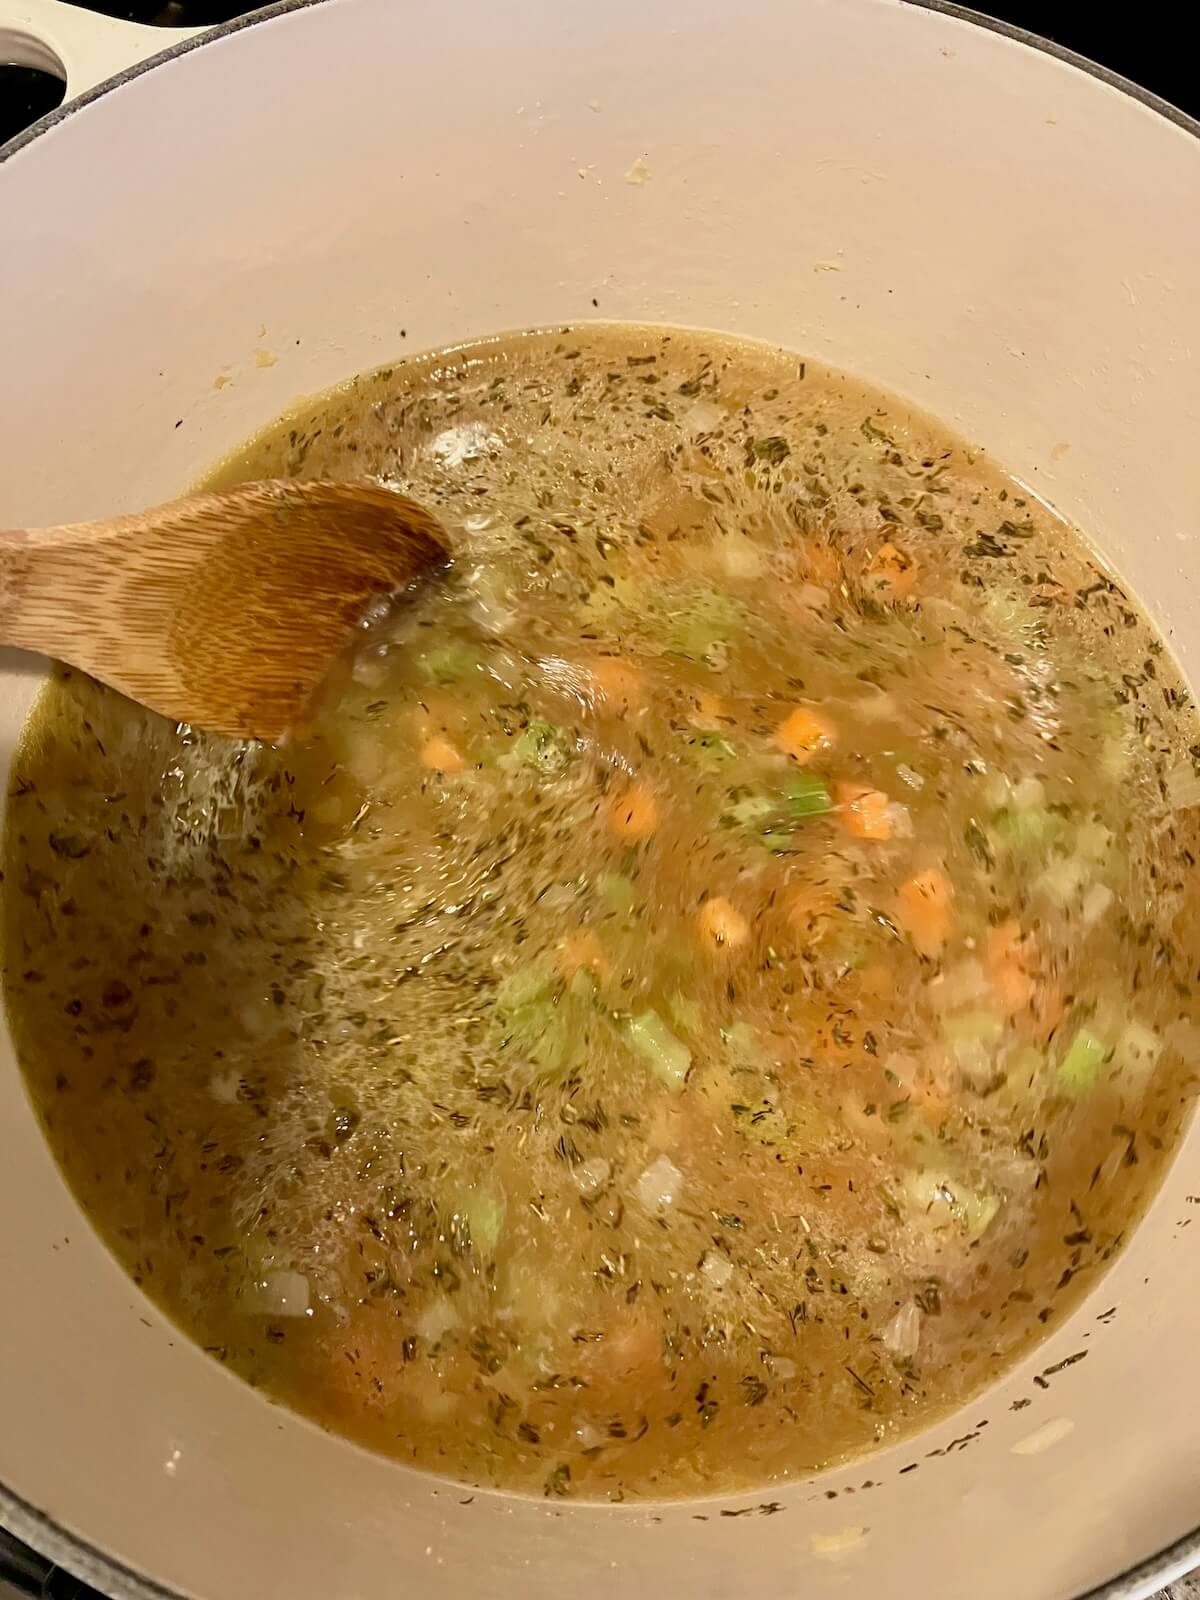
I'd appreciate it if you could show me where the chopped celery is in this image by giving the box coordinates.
[728,792,776,827]
[495,964,570,1074]
[689,728,737,762]
[664,587,744,665]
[496,965,556,1013]
[626,1009,692,1086]
[784,773,833,819]
[728,778,830,845]
[942,1011,1005,1045]
[417,641,480,683]
[460,1188,506,1255]
[1057,1028,1107,1095]
[992,807,1055,846]
[902,1169,1000,1238]
[597,872,638,914]
[503,718,569,774]
[568,965,597,1001]
[669,993,703,1035]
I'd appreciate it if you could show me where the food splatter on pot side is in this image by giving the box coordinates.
[4,325,1199,1500]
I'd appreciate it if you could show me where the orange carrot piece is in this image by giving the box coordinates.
[607,783,659,840]
[773,706,836,764]
[692,690,730,726]
[556,929,611,981]
[804,538,844,586]
[986,921,1038,1015]
[897,868,954,957]
[697,895,750,950]
[419,734,465,774]
[837,782,892,840]
[587,657,643,715]
[864,541,918,599]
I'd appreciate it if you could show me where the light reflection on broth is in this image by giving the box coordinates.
[4,325,1199,1500]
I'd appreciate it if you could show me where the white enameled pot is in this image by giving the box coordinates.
[0,2,1198,1596]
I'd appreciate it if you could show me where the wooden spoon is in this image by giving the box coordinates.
[0,480,448,741]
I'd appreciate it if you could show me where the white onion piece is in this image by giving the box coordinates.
[575,1157,612,1194]
[244,1270,310,1318]
[701,1251,734,1289]
[1081,882,1115,927]
[635,1155,682,1212]
[1166,765,1200,809]
[882,1302,922,1359]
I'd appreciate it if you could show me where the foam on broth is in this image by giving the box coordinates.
[4,325,1198,1499]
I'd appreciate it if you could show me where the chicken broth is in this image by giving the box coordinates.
[5,325,1199,1500]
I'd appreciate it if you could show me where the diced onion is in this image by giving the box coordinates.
[682,400,724,435]
[244,1270,310,1318]
[1113,1021,1163,1084]
[1166,765,1200,809]
[1081,883,1115,927]
[719,538,764,579]
[575,1157,612,1194]
[416,1297,460,1343]
[1036,854,1089,908]
[1011,776,1046,812]
[701,1251,735,1288]
[635,1154,682,1212]
[882,1301,922,1359]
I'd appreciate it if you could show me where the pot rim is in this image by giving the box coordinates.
[1,2,1197,1596]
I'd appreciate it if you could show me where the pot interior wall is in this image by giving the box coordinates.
[1,1,1198,1597]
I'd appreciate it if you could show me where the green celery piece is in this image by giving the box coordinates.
[943,1011,1006,1045]
[689,728,737,762]
[626,1009,692,1087]
[495,965,556,1014]
[417,641,480,683]
[1057,1028,1108,1095]
[784,773,833,819]
[664,587,744,663]
[505,718,569,774]
[991,807,1056,846]
[669,993,703,1036]
[461,1189,506,1255]
[493,964,572,1074]
[729,792,776,827]
[597,873,638,914]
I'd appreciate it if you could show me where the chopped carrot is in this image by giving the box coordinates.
[583,1315,664,1402]
[773,706,836,764]
[697,895,750,950]
[856,961,895,1005]
[419,734,465,774]
[607,783,659,840]
[692,690,730,726]
[837,782,892,840]
[864,541,917,599]
[897,868,954,957]
[586,657,642,715]
[986,921,1038,1015]
[804,538,844,586]
[556,929,610,981]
